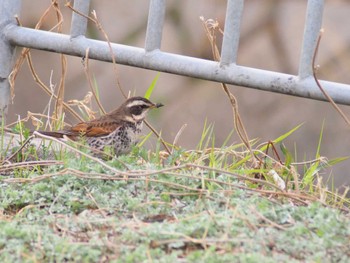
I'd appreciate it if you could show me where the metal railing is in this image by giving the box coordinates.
[1,0,350,119]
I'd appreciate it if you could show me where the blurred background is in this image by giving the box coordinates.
[7,0,350,189]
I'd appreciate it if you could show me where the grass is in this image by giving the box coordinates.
[1,123,350,262]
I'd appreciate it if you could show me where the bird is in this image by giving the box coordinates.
[37,96,163,156]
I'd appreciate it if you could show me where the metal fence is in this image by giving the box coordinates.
[1,0,350,119]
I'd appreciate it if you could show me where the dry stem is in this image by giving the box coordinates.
[312,29,350,126]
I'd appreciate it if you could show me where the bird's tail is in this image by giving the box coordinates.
[35,130,67,138]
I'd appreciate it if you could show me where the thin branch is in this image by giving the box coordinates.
[33,131,123,174]
[0,160,63,174]
[200,17,257,166]
[312,29,350,126]
[83,48,106,114]
[10,8,83,123]
[65,2,127,99]
[26,52,83,122]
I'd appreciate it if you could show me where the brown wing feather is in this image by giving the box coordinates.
[70,120,122,137]
[38,113,123,139]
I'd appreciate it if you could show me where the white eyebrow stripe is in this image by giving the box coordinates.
[126,100,152,108]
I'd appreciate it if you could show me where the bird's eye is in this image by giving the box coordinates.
[130,105,143,116]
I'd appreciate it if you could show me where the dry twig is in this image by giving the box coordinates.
[200,17,257,166]
[312,29,350,126]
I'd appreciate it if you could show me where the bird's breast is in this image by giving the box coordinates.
[86,121,143,155]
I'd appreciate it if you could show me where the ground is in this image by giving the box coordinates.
[1,142,349,262]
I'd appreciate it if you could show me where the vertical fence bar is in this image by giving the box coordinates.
[298,0,324,79]
[145,0,166,52]
[70,0,91,38]
[0,0,22,120]
[220,0,244,66]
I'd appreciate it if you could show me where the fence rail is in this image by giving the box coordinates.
[1,0,350,120]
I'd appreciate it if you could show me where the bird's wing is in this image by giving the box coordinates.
[71,120,122,137]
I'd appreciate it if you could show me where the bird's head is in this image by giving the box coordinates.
[120,96,163,122]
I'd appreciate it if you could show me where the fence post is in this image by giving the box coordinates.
[70,0,91,38]
[0,0,21,121]
[145,0,166,52]
[220,0,244,66]
[298,0,324,79]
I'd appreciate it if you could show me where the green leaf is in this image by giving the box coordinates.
[144,73,160,99]
[259,123,303,152]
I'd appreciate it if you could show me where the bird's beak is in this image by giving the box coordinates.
[154,103,164,108]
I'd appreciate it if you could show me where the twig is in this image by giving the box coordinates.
[186,163,284,192]
[172,124,187,153]
[312,29,350,126]
[52,1,67,122]
[249,205,288,230]
[0,135,35,165]
[46,71,56,131]
[0,160,63,173]
[82,48,106,114]
[144,120,171,154]
[33,131,123,175]
[26,51,83,122]
[200,17,257,166]
[10,2,82,123]
[65,2,127,98]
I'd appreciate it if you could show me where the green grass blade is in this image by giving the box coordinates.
[221,129,234,148]
[315,120,325,158]
[259,123,303,152]
[138,131,153,147]
[144,73,160,99]
[303,161,320,189]
[280,143,294,167]
[326,156,349,166]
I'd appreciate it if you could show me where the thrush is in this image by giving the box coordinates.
[38,96,163,156]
